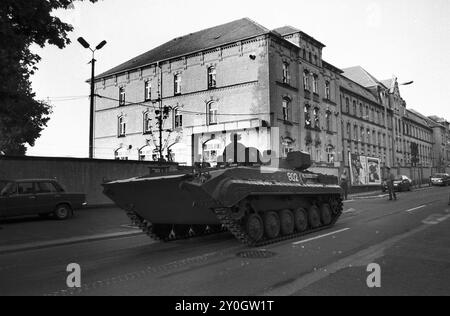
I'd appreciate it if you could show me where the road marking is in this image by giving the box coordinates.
[405,205,426,213]
[292,228,350,245]
[343,208,356,214]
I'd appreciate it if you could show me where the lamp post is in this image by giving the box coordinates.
[77,37,107,159]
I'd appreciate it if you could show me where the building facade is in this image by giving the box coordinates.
[91,18,448,172]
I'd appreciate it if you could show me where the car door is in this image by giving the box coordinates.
[7,182,37,216]
[35,181,59,214]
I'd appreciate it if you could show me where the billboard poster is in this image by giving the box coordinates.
[349,153,381,186]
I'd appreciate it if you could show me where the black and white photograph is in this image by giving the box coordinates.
[1,0,449,300]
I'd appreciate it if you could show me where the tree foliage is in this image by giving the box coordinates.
[0,0,97,155]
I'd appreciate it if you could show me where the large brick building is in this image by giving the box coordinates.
[91,18,448,171]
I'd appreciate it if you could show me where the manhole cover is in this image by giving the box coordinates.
[236,250,277,259]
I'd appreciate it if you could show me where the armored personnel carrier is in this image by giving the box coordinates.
[102,151,343,246]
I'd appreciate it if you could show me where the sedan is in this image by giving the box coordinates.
[382,175,412,192]
[430,173,450,186]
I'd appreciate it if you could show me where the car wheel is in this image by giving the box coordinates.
[54,204,72,220]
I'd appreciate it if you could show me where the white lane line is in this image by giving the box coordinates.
[405,205,426,213]
[292,228,350,245]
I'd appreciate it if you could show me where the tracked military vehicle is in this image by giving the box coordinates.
[102,151,343,246]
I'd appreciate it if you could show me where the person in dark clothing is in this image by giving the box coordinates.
[340,170,349,201]
[386,167,397,201]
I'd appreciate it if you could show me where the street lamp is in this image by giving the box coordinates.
[78,37,107,159]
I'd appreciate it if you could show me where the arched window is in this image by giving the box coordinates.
[174,73,182,95]
[139,145,154,161]
[118,116,126,137]
[282,98,290,121]
[143,112,152,134]
[352,100,357,115]
[353,125,358,141]
[207,66,216,89]
[114,147,128,160]
[282,62,290,84]
[304,104,311,127]
[359,103,363,117]
[207,102,218,125]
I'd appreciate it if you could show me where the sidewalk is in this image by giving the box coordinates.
[0,207,142,254]
[348,184,433,200]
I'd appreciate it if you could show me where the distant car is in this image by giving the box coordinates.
[430,173,450,186]
[382,175,412,192]
[0,179,86,220]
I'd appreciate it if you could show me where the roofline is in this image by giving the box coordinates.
[92,32,271,82]
[323,60,343,74]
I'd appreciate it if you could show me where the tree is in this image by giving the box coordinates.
[0,0,97,155]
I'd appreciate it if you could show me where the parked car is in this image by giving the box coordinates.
[430,173,450,186]
[0,179,86,220]
[381,175,412,192]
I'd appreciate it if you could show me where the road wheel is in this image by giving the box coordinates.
[245,214,264,243]
[308,205,322,229]
[263,211,280,239]
[173,225,190,238]
[54,204,72,220]
[279,209,295,235]
[152,224,173,240]
[293,208,308,232]
[320,203,332,226]
[191,224,207,236]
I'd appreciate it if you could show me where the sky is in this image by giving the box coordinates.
[28,0,450,157]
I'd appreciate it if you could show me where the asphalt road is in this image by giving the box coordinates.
[0,186,449,296]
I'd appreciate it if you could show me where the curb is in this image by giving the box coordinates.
[0,230,144,255]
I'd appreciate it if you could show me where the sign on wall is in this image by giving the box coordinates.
[349,153,381,186]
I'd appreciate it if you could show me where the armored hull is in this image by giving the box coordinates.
[103,153,344,246]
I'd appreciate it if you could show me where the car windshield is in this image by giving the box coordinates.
[395,177,403,181]
[433,174,445,178]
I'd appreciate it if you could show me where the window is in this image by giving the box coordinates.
[282,98,290,121]
[353,125,358,141]
[208,102,218,125]
[352,101,357,116]
[304,105,311,127]
[207,66,216,89]
[308,52,312,62]
[282,62,290,84]
[312,75,319,94]
[118,116,126,137]
[313,107,320,128]
[143,112,152,134]
[114,147,128,160]
[303,71,310,90]
[119,87,126,106]
[325,111,331,131]
[17,182,34,195]
[303,50,306,60]
[144,81,151,101]
[361,127,365,142]
[325,81,331,100]
[360,103,363,117]
[174,108,182,128]
[326,145,335,163]
[139,145,154,161]
[36,182,58,193]
[345,98,350,113]
[314,55,318,65]
[174,73,182,95]
[347,123,351,139]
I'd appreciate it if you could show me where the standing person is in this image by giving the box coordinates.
[386,167,397,201]
[340,169,349,201]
